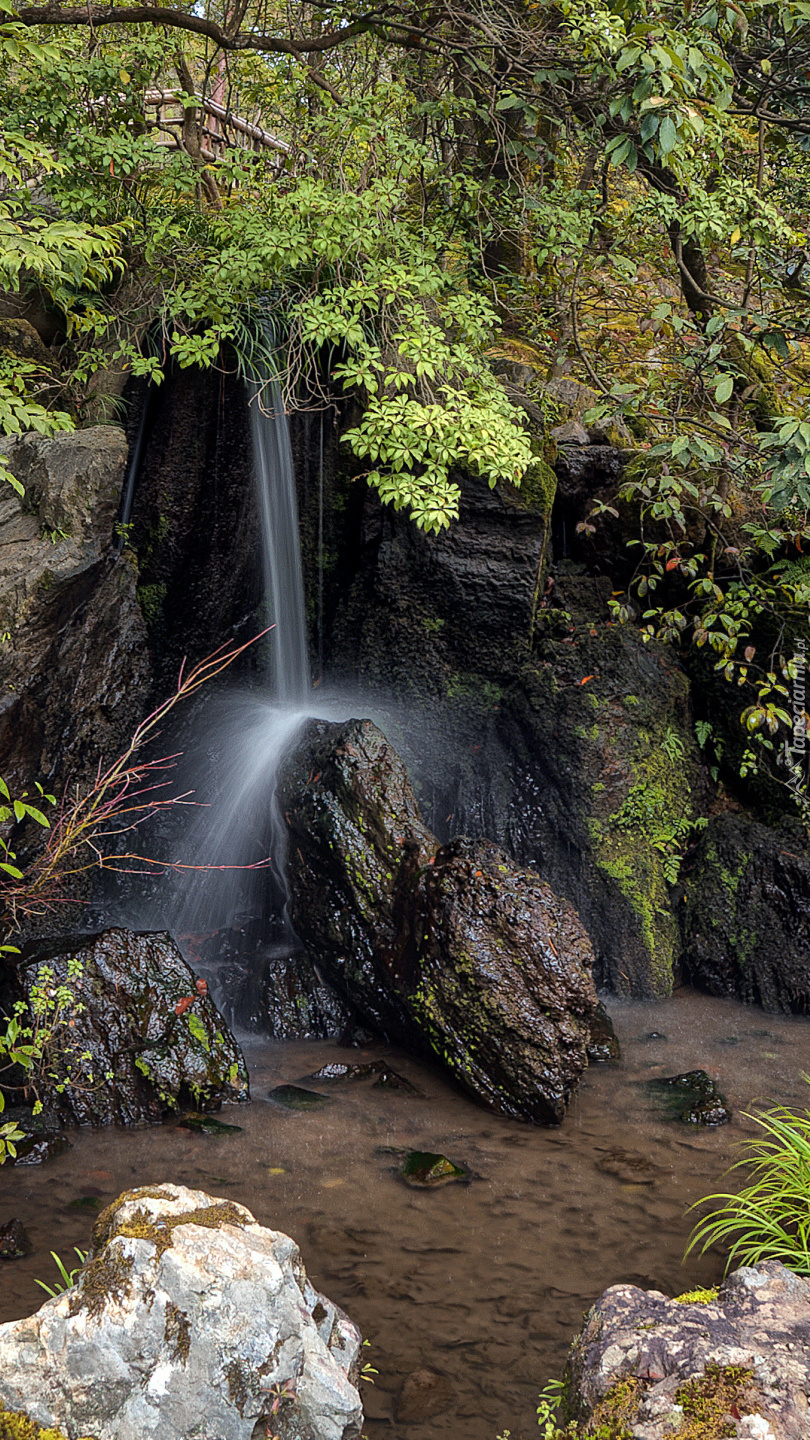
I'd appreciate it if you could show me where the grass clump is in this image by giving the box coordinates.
[686,1080,810,1273]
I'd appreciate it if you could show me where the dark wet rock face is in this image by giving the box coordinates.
[681,812,810,1013]
[567,1261,810,1440]
[496,621,704,998]
[329,471,553,704]
[12,929,248,1127]
[646,1070,731,1126]
[0,428,151,792]
[278,718,599,1124]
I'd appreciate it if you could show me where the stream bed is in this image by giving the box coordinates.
[2,988,809,1440]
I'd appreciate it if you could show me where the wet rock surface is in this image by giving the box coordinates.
[329,471,553,704]
[495,619,704,998]
[279,717,599,1124]
[588,1000,621,1063]
[567,1260,810,1439]
[0,1183,364,1440]
[12,929,248,1127]
[400,1152,466,1187]
[0,1107,71,1167]
[681,813,810,1013]
[645,1070,732,1126]
[0,427,151,791]
[0,1218,31,1259]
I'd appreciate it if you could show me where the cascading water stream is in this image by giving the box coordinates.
[250,382,310,703]
[158,381,348,1021]
[98,374,356,1023]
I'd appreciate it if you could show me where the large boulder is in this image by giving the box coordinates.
[566,1261,810,1440]
[0,427,151,790]
[0,1183,364,1440]
[681,813,810,1012]
[277,718,599,1124]
[7,929,249,1127]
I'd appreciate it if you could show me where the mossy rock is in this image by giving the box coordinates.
[0,1405,95,1440]
[681,811,810,1012]
[497,622,705,997]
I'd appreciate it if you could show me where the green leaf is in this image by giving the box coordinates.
[658,116,678,156]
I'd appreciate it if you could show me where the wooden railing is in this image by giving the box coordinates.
[143,89,290,165]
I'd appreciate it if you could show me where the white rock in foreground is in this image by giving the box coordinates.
[0,1184,364,1440]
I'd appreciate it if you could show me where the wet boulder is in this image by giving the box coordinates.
[681,813,810,1013]
[278,719,599,1124]
[411,837,599,1122]
[0,1183,363,1440]
[10,929,248,1126]
[566,1261,810,1440]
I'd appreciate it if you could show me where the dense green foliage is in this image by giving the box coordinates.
[0,0,809,804]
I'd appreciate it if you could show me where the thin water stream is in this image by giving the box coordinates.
[2,991,809,1440]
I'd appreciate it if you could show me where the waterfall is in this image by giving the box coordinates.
[96,371,352,1025]
[250,383,310,701]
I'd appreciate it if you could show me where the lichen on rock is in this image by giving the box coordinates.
[565,1260,810,1440]
[0,1184,364,1440]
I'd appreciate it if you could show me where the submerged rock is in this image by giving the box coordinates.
[0,1183,363,1440]
[174,1113,243,1135]
[567,1261,810,1440]
[681,813,810,1014]
[268,1085,333,1110]
[372,1067,418,1093]
[0,1107,71,1167]
[0,1219,31,1260]
[396,1368,454,1422]
[12,930,249,1127]
[307,1061,386,1083]
[646,1070,732,1126]
[401,1152,466,1187]
[278,718,599,1125]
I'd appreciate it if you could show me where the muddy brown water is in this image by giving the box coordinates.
[1,989,809,1440]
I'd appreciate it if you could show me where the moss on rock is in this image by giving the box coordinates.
[0,1405,95,1440]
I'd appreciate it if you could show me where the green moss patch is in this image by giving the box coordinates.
[0,1408,95,1440]
[94,1198,249,1262]
[675,1363,758,1440]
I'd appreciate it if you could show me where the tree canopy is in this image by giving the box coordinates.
[1,0,810,808]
